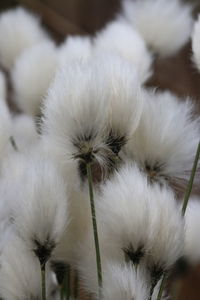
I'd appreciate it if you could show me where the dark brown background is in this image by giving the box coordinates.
[1,0,200,299]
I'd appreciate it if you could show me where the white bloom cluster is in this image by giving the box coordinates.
[0,2,199,300]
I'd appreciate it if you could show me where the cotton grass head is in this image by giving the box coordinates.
[122,0,193,57]
[12,41,58,116]
[192,14,200,72]
[0,233,57,300]
[12,157,68,268]
[124,89,200,187]
[94,18,152,83]
[58,35,93,67]
[0,7,48,70]
[97,163,184,274]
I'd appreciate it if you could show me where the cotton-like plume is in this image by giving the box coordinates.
[0,233,57,300]
[12,114,38,151]
[94,54,143,159]
[97,163,184,274]
[0,70,6,99]
[122,0,193,57]
[58,35,93,67]
[184,197,200,264]
[42,59,111,176]
[12,41,58,116]
[124,90,200,186]
[192,14,200,72]
[12,157,68,266]
[94,18,152,83]
[0,7,48,70]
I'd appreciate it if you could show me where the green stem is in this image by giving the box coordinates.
[182,141,200,216]
[156,273,167,300]
[86,163,103,299]
[41,263,46,300]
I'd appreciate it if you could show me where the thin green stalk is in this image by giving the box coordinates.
[157,141,200,300]
[86,163,103,299]
[41,263,46,300]
[156,272,167,300]
[182,141,200,216]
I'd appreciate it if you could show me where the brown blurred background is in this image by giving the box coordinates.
[0,0,200,299]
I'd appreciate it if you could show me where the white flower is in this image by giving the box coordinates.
[192,14,200,72]
[12,41,58,116]
[58,35,93,67]
[0,233,56,300]
[124,89,200,186]
[94,18,152,83]
[122,0,193,56]
[0,70,6,99]
[0,7,48,70]
[12,157,68,265]
[184,197,200,264]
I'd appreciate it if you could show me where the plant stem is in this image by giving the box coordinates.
[86,163,103,299]
[66,264,71,300]
[182,141,200,216]
[73,270,79,299]
[156,272,167,300]
[40,263,46,300]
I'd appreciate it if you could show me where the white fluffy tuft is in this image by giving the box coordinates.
[12,41,58,115]
[0,7,48,70]
[125,89,200,185]
[122,0,193,56]
[94,18,153,83]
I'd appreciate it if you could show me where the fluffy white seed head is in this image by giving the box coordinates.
[12,114,38,151]
[122,0,193,56]
[102,262,149,300]
[42,59,110,168]
[192,14,200,72]
[184,197,200,264]
[58,35,93,67]
[0,233,56,300]
[0,70,6,99]
[94,18,153,83]
[12,41,58,115]
[125,90,200,185]
[98,163,184,271]
[12,157,68,262]
[0,7,48,70]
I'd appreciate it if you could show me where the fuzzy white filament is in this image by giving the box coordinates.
[0,7,48,70]
[94,18,152,83]
[122,0,193,57]
[12,41,58,116]
[12,157,68,266]
[125,90,200,186]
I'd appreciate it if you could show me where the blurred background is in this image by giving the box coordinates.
[0,0,200,299]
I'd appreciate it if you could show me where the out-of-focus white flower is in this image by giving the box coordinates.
[12,157,68,266]
[124,89,200,186]
[58,35,93,67]
[12,41,58,116]
[0,233,58,300]
[94,18,152,83]
[184,197,200,264]
[0,7,48,70]
[192,14,200,72]
[122,0,193,56]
